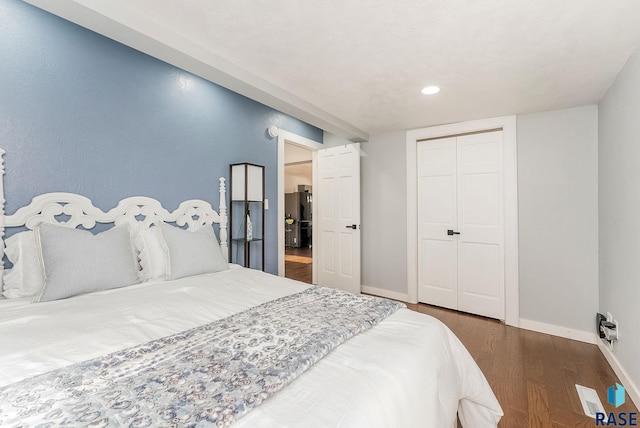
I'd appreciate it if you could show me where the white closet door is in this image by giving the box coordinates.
[457,132,504,319]
[417,131,505,319]
[417,137,458,309]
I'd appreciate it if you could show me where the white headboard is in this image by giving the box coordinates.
[0,149,228,284]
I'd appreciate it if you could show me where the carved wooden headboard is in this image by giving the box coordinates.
[0,149,228,284]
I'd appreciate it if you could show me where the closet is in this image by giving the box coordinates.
[417,130,505,319]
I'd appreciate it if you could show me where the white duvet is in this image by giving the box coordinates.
[0,266,502,427]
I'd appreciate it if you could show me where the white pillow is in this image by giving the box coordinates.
[2,231,45,299]
[34,223,142,303]
[133,226,170,281]
[158,222,229,280]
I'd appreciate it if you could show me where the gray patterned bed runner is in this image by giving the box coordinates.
[0,286,404,427]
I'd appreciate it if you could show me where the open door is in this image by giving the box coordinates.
[315,144,361,293]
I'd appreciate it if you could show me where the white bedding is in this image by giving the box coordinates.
[0,265,502,427]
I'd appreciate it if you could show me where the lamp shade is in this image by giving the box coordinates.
[231,163,263,202]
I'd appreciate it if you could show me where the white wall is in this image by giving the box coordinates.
[517,106,599,334]
[599,47,640,391]
[284,144,313,163]
[284,173,312,193]
[360,131,408,297]
[323,131,356,148]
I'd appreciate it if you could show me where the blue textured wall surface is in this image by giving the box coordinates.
[0,0,322,274]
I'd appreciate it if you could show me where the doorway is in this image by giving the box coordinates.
[284,144,313,283]
[406,116,519,326]
[276,129,323,282]
[276,130,361,292]
[417,131,505,319]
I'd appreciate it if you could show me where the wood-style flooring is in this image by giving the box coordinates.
[405,303,639,427]
[284,247,312,284]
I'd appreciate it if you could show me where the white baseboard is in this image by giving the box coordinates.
[519,318,597,344]
[597,339,640,409]
[361,285,409,303]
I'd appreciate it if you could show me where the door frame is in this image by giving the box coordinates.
[277,129,323,280]
[406,115,519,326]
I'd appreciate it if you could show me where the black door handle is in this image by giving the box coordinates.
[346,224,357,229]
[447,229,460,236]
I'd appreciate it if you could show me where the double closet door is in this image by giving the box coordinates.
[417,131,505,319]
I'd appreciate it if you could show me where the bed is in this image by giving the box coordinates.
[0,154,502,427]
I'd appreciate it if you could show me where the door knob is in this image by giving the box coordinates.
[346,224,357,229]
[447,229,460,236]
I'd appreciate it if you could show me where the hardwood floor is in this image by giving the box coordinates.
[284,247,312,284]
[404,303,638,427]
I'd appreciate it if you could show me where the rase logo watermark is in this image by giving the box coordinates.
[596,383,638,426]
[610,384,626,408]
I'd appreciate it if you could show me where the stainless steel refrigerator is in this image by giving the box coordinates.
[285,190,312,248]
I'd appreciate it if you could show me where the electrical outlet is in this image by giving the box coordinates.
[603,319,619,350]
[607,312,613,322]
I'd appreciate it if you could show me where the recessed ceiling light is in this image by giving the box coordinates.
[421,86,440,95]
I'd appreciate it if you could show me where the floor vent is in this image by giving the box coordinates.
[576,384,605,418]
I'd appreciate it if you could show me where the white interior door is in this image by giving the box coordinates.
[417,137,458,308]
[417,131,505,319]
[456,132,504,319]
[316,144,361,293]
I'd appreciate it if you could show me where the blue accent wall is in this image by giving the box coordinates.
[0,0,322,274]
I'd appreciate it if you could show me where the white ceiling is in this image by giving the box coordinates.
[26,0,640,141]
[285,144,313,164]
[285,163,312,182]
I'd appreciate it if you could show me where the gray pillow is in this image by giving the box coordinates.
[34,223,141,303]
[158,222,229,280]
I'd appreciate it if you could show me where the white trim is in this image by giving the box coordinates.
[519,319,596,344]
[311,151,318,285]
[0,149,5,287]
[406,115,519,326]
[361,285,409,303]
[597,339,640,409]
[277,130,323,279]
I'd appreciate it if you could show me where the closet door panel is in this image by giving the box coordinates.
[417,138,457,309]
[457,132,505,319]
